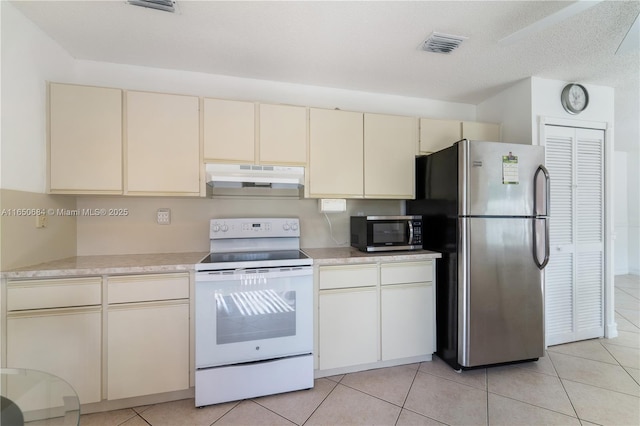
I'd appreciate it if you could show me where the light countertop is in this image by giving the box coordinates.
[3,248,442,279]
[2,252,209,279]
[302,247,441,265]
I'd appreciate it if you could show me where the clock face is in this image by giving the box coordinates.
[561,84,589,114]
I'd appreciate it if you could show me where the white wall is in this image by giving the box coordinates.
[72,61,476,121]
[531,77,615,143]
[476,78,533,144]
[614,151,629,274]
[614,78,640,275]
[0,1,75,192]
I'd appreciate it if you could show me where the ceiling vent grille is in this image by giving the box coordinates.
[128,0,175,13]
[421,32,467,54]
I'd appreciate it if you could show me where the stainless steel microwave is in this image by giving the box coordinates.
[350,215,423,252]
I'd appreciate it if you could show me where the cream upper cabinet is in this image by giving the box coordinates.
[203,98,255,163]
[48,83,123,194]
[125,91,200,196]
[419,118,461,154]
[462,121,501,141]
[364,113,417,199]
[308,108,363,198]
[259,103,307,165]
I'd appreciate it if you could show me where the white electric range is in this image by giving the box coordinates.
[194,218,313,407]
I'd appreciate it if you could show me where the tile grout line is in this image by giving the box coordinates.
[544,352,581,421]
[485,390,580,421]
[485,367,489,426]
[548,350,640,398]
[298,378,343,426]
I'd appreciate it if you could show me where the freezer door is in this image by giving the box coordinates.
[459,140,545,217]
[458,217,544,367]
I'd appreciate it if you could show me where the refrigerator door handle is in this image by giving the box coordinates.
[534,164,550,217]
[533,218,550,270]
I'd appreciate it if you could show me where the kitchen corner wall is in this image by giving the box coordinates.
[75,197,401,255]
[0,189,77,270]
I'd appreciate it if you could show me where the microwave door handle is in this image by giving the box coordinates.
[407,220,414,244]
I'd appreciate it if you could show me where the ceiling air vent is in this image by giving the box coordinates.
[128,0,175,13]
[421,32,467,54]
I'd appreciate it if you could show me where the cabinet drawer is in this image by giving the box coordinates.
[7,277,101,311]
[318,264,377,290]
[381,261,432,285]
[108,273,189,304]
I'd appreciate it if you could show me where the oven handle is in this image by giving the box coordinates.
[196,266,313,281]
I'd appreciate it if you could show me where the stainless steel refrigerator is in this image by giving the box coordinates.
[407,139,550,370]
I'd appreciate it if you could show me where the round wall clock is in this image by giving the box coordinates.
[561,83,589,115]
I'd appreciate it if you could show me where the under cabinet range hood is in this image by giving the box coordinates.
[205,163,304,198]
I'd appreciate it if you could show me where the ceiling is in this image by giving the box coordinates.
[10,0,640,104]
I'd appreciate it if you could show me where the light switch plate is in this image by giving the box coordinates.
[157,208,171,225]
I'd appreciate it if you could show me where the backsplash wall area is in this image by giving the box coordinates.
[0,189,77,270]
[76,197,401,256]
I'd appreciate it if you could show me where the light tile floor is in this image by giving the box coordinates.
[81,275,640,426]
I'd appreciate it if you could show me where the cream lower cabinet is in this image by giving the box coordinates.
[318,287,378,370]
[316,260,435,374]
[380,261,434,360]
[106,273,190,400]
[317,264,378,370]
[5,277,103,404]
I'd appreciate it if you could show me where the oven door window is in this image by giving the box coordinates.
[196,267,312,368]
[216,285,296,344]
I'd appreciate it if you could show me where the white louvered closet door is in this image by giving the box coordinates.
[544,125,605,346]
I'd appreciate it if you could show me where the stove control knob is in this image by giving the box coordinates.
[291,223,299,231]
[212,224,220,232]
[283,223,290,231]
[221,225,229,232]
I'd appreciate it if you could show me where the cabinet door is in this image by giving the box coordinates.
[318,288,378,370]
[107,301,189,400]
[49,83,122,194]
[364,113,417,199]
[126,91,200,195]
[309,108,363,198]
[461,121,501,142]
[381,283,434,360]
[419,118,461,154]
[203,98,255,163]
[7,308,102,404]
[259,104,307,165]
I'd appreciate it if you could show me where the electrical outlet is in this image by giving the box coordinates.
[35,215,48,228]
[157,208,171,225]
